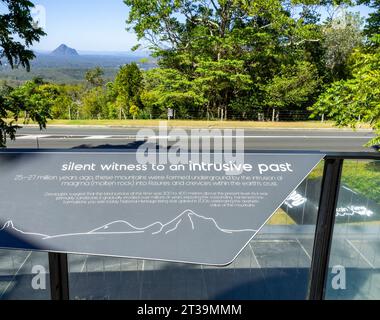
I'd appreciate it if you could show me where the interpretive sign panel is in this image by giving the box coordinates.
[0,152,324,265]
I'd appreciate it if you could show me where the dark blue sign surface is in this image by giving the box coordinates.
[0,152,324,265]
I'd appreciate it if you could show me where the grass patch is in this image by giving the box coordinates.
[341,161,380,204]
[309,160,380,204]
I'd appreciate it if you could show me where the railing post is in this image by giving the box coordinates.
[308,158,344,300]
[49,252,69,300]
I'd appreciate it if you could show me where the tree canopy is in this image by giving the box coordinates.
[125,0,326,119]
[0,0,46,71]
[122,0,379,145]
[311,42,380,146]
[0,0,46,146]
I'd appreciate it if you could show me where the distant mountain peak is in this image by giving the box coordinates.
[51,44,79,56]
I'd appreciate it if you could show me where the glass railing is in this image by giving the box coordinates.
[1,153,379,300]
[325,160,380,300]
[67,165,323,300]
[0,250,50,300]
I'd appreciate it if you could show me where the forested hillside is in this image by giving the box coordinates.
[0,53,156,83]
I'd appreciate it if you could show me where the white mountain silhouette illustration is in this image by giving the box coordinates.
[0,212,258,265]
[88,220,163,234]
[86,210,255,237]
[156,210,254,235]
[0,220,49,238]
[0,210,256,240]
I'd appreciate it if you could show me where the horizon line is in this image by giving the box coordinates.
[33,49,152,55]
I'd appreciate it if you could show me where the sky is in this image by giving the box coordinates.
[26,0,374,53]
[30,0,136,52]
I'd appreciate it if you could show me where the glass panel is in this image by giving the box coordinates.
[326,160,380,300]
[68,163,323,300]
[0,249,50,300]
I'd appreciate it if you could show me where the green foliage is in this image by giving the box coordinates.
[124,0,334,119]
[358,0,380,40]
[0,0,46,146]
[265,61,321,110]
[114,63,143,104]
[129,104,140,119]
[108,63,144,119]
[50,85,83,119]
[81,86,110,119]
[322,11,364,80]
[229,95,262,120]
[141,68,205,118]
[0,0,46,71]
[85,67,105,87]
[1,78,58,145]
[311,45,380,146]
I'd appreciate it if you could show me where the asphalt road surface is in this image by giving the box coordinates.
[5,126,378,152]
